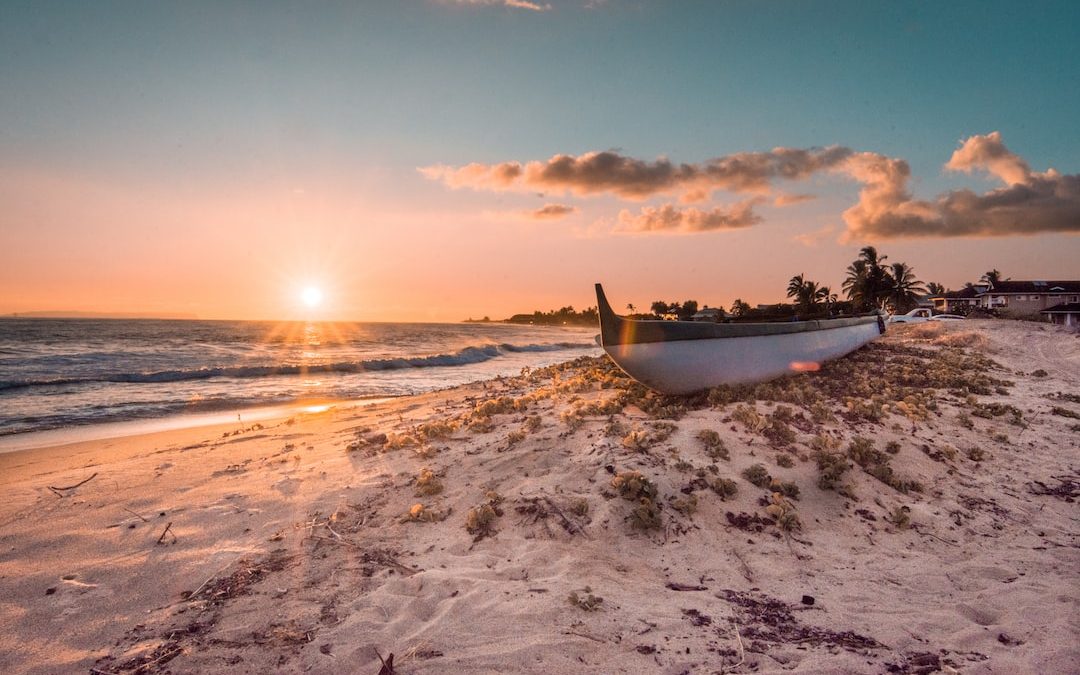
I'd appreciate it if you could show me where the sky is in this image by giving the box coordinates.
[1,0,1078,322]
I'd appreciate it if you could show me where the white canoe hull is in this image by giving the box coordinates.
[602,316,881,395]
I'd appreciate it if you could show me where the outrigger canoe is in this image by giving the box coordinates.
[595,283,886,394]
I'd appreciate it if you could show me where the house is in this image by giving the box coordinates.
[978,280,1080,316]
[1041,302,1080,328]
[931,286,983,314]
[691,307,727,322]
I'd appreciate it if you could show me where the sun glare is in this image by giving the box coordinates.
[301,286,323,308]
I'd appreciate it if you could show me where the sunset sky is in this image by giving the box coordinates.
[2,1,1078,322]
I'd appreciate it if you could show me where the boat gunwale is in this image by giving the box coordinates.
[596,283,886,346]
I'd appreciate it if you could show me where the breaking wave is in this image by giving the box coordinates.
[0,341,594,391]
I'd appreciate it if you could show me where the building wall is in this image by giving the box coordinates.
[990,293,1080,315]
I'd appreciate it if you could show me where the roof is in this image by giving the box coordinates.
[939,287,981,299]
[1040,302,1080,314]
[986,280,1080,294]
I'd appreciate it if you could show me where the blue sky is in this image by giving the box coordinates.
[1,1,1077,319]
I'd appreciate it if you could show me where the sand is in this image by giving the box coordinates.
[0,319,1077,674]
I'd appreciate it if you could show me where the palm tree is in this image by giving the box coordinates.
[843,246,893,311]
[625,303,636,315]
[926,282,945,296]
[980,269,1007,288]
[887,262,927,313]
[786,274,807,304]
[730,299,751,318]
[787,274,833,313]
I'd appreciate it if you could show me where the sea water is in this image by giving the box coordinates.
[0,319,600,438]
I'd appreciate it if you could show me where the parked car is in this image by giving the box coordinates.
[888,308,965,323]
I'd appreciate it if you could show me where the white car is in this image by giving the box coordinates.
[888,308,965,323]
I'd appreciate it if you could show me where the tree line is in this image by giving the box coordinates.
[642,247,1007,320]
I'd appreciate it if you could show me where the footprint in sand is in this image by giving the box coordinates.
[273,477,301,496]
[956,602,1001,626]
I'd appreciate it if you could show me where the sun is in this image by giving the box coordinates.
[301,286,323,309]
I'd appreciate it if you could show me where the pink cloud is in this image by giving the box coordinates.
[839,133,1080,239]
[420,146,851,201]
[423,133,1080,239]
[528,203,577,219]
[615,199,763,234]
[442,0,551,11]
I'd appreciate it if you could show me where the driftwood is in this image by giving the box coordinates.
[375,649,395,675]
[48,472,98,497]
[156,522,175,545]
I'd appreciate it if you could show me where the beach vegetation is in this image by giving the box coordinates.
[765,493,802,531]
[570,498,589,517]
[414,468,444,497]
[815,451,849,491]
[696,429,729,460]
[415,419,458,440]
[567,587,604,611]
[732,405,768,433]
[776,453,795,468]
[611,470,658,501]
[384,432,419,450]
[629,497,663,530]
[770,478,800,500]
[847,437,922,494]
[1051,406,1080,420]
[401,503,448,523]
[887,505,911,529]
[885,441,901,454]
[957,412,974,429]
[671,493,698,516]
[741,463,772,488]
[709,477,739,500]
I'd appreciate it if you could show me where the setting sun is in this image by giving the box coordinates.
[301,286,323,309]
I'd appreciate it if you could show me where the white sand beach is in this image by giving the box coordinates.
[1,320,1077,674]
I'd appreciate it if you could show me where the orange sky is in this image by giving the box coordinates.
[1,3,1077,322]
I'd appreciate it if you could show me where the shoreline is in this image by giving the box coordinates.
[0,397,394,456]
[1,320,1077,674]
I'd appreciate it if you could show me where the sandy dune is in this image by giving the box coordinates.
[0,319,1077,674]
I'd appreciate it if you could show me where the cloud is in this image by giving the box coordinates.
[615,199,763,234]
[792,224,836,247]
[839,133,1080,239]
[420,147,852,201]
[945,131,1031,185]
[528,203,577,219]
[442,0,552,11]
[423,132,1079,239]
[774,192,816,207]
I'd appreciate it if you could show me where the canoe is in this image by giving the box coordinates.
[595,283,886,394]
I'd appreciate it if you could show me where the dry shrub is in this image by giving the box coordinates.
[416,419,458,440]
[401,503,448,523]
[770,478,800,500]
[741,463,772,488]
[710,477,739,500]
[671,493,698,516]
[384,432,418,450]
[887,505,911,529]
[612,470,658,501]
[696,429,729,460]
[568,588,604,611]
[629,498,663,530]
[933,331,990,351]
[776,453,795,468]
[765,493,801,531]
[815,450,849,491]
[414,468,444,497]
[732,405,768,433]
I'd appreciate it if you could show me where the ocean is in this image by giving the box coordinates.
[0,318,600,439]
